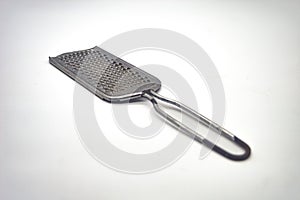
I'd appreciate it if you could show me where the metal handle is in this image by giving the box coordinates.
[142,90,251,161]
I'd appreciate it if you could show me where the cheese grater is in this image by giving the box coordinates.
[49,46,251,161]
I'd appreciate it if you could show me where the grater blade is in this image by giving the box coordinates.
[49,46,161,103]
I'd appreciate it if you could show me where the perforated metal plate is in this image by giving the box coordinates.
[49,46,161,103]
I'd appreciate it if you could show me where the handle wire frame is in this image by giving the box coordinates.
[143,90,251,161]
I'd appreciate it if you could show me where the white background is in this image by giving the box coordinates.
[1,0,300,199]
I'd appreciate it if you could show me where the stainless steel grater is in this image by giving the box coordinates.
[49,46,251,161]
